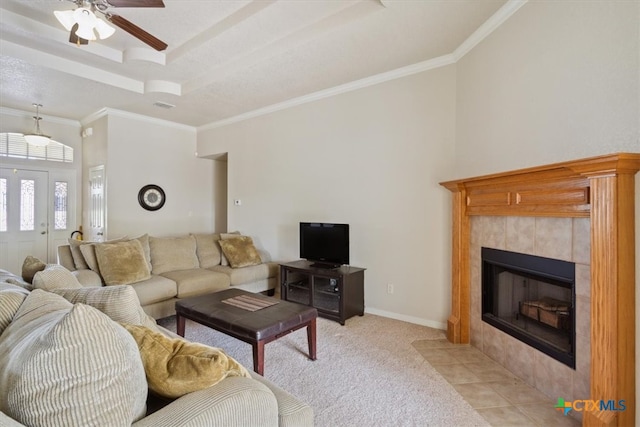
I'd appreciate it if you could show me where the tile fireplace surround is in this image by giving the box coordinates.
[440,153,640,427]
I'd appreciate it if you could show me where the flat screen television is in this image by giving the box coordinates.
[300,222,349,269]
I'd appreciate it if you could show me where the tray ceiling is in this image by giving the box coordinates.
[0,0,509,127]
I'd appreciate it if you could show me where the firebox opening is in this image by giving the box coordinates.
[481,247,576,369]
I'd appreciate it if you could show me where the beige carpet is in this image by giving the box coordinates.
[158,313,489,427]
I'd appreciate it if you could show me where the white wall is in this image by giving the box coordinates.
[454,0,639,178]
[198,66,457,327]
[82,113,214,238]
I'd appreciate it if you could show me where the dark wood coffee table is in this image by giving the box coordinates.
[175,288,317,376]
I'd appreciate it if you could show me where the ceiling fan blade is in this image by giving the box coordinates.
[105,0,165,7]
[107,14,168,51]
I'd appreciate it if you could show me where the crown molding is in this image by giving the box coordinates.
[201,0,529,131]
[453,0,528,61]
[199,53,456,131]
[81,107,196,133]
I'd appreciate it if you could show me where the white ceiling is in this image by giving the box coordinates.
[0,0,511,128]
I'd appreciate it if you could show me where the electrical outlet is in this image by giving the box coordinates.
[234,199,242,206]
[387,283,394,294]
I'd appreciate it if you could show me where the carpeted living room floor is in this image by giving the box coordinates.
[157,313,579,427]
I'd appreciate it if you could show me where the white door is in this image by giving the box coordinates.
[87,165,106,242]
[0,168,49,274]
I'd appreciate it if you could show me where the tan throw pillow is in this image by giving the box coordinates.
[68,237,128,271]
[0,290,148,425]
[192,233,222,268]
[53,285,158,331]
[218,236,263,268]
[79,243,101,273]
[32,264,83,291]
[68,238,90,270]
[149,235,199,274]
[218,231,241,266]
[121,323,250,399]
[95,240,151,286]
[132,234,152,271]
[21,255,46,283]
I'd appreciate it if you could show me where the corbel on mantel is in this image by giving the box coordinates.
[440,152,640,427]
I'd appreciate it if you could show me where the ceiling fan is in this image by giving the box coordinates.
[55,0,168,51]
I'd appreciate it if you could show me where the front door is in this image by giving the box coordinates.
[0,168,49,274]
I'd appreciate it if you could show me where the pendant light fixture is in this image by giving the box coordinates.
[24,104,52,147]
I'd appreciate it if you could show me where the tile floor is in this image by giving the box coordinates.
[412,338,581,426]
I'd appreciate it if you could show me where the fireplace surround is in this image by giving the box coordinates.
[440,153,640,427]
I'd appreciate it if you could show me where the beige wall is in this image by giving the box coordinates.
[198,66,457,327]
[82,113,214,238]
[454,0,639,178]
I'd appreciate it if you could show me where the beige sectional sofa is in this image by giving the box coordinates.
[0,268,313,427]
[58,233,279,319]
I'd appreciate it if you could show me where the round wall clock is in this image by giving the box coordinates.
[138,184,166,211]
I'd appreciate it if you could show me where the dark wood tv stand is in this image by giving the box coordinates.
[279,260,365,325]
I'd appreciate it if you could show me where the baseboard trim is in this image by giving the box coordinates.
[364,307,447,331]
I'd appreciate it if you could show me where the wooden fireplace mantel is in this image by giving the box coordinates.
[440,153,640,427]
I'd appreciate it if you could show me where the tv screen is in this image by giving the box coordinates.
[300,222,349,268]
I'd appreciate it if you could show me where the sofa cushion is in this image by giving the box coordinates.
[0,290,148,426]
[218,236,263,268]
[96,240,151,286]
[128,275,178,306]
[53,285,158,331]
[21,255,46,283]
[210,262,278,286]
[192,233,222,268]
[150,235,199,275]
[161,268,230,298]
[120,323,250,399]
[0,283,29,335]
[32,264,83,291]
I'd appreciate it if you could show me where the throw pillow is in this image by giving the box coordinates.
[79,243,101,273]
[68,237,128,271]
[121,323,250,399]
[132,233,152,271]
[218,236,263,268]
[21,255,46,283]
[32,264,83,291]
[79,234,151,275]
[218,231,241,266]
[68,238,90,270]
[0,290,148,425]
[95,240,151,286]
[53,285,158,331]
[149,235,199,275]
[192,233,221,268]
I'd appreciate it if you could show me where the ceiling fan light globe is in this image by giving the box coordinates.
[54,10,75,31]
[74,24,97,41]
[24,134,51,147]
[73,7,98,25]
[94,19,116,39]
